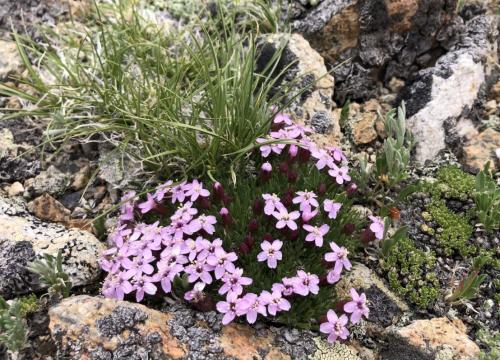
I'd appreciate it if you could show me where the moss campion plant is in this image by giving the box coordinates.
[100,113,383,342]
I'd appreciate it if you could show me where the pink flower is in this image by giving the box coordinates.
[301,208,318,222]
[122,255,155,278]
[218,268,253,296]
[216,292,241,325]
[138,193,156,214]
[273,208,300,230]
[262,193,284,216]
[274,113,293,125]
[184,282,206,302]
[272,277,295,296]
[154,180,173,201]
[293,270,320,296]
[328,165,351,184]
[311,148,334,170]
[185,259,213,284]
[132,275,157,302]
[320,310,349,343]
[327,147,347,163]
[197,238,223,260]
[260,290,291,316]
[236,293,268,324]
[189,214,217,235]
[292,191,319,212]
[155,261,183,293]
[324,200,342,219]
[257,240,283,269]
[207,248,238,279]
[102,273,134,300]
[303,224,329,247]
[344,288,369,324]
[369,216,384,240]
[257,137,284,157]
[261,162,272,172]
[324,242,352,273]
[171,182,187,204]
[184,180,210,202]
[326,269,341,284]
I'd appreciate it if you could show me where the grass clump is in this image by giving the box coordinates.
[0,0,302,181]
[381,237,439,309]
[0,297,28,353]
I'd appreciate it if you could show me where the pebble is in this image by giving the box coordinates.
[8,181,24,197]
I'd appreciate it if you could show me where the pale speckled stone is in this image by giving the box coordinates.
[0,195,105,298]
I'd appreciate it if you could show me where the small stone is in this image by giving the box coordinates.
[24,165,71,198]
[0,195,104,298]
[484,100,497,115]
[71,164,91,191]
[28,194,71,223]
[0,40,23,81]
[352,112,378,145]
[384,317,480,360]
[463,128,500,170]
[8,182,24,197]
[388,77,405,93]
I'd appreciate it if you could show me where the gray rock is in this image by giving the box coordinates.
[0,40,22,80]
[399,15,498,164]
[23,165,71,198]
[0,195,105,298]
[0,128,40,182]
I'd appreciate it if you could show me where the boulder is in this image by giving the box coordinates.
[0,195,104,298]
[398,14,498,164]
[0,128,40,182]
[382,317,480,360]
[462,128,500,170]
[291,0,459,103]
[335,264,409,328]
[48,295,187,360]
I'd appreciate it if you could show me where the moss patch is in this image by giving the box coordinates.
[436,165,475,200]
[381,237,439,309]
[427,199,474,257]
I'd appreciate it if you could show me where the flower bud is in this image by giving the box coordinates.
[260,162,272,182]
[298,147,311,164]
[287,229,299,241]
[222,194,232,206]
[360,228,376,245]
[252,199,264,214]
[346,182,358,196]
[244,234,255,248]
[279,161,289,174]
[198,196,211,210]
[317,183,327,196]
[248,219,259,233]
[263,233,273,242]
[288,144,298,160]
[282,188,294,207]
[213,182,224,201]
[342,223,355,235]
[239,242,250,255]
[220,207,233,227]
[287,170,298,183]
[389,207,400,221]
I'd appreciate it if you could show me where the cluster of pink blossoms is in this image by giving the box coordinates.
[100,111,381,344]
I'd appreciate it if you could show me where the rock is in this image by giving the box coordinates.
[382,317,480,360]
[462,128,500,170]
[291,0,458,102]
[98,149,144,190]
[28,194,71,223]
[0,40,22,80]
[0,195,104,298]
[399,15,498,164]
[48,295,187,360]
[491,79,500,102]
[351,112,378,145]
[24,165,71,198]
[258,33,341,146]
[0,127,41,183]
[71,163,91,190]
[484,100,497,115]
[7,181,24,197]
[455,118,479,142]
[335,264,409,328]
